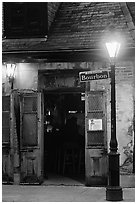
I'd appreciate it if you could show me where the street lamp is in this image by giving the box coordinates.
[105,41,123,201]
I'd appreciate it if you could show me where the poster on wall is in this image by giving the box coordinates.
[88,119,103,131]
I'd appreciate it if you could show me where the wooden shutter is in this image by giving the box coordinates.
[2,95,14,183]
[20,92,44,184]
[85,91,108,186]
[2,96,10,144]
[86,91,107,147]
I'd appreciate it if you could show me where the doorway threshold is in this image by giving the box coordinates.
[42,173,85,186]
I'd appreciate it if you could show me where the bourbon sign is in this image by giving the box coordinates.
[79,70,109,82]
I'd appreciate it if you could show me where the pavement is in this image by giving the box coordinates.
[2,174,135,202]
[2,184,135,202]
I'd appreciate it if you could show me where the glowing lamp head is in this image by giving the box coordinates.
[6,63,16,81]
[105,41,121,58]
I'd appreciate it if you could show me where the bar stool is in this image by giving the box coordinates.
[55,146,62,174]
[62,142,79,175]
[78,149,85,174]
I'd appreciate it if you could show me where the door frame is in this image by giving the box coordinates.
[43,88,85,176]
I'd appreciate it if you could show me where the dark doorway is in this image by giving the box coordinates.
[43,91,85,183]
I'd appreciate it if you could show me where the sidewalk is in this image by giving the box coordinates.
[2,174,135,202]
[2,185,135,202]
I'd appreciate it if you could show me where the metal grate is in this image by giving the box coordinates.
[22,114,37,146]
[2,96,10,143]
[87,131,104,146]
[2,96,10,111]
[2,112,10,127]
[23,97,37,112]
[88,94,103,112]
[87,112,103,119]
[87,92,104,146]
[2,128,10,143]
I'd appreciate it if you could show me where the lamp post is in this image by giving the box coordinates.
[6,63,16,90]
[105,42,123,201]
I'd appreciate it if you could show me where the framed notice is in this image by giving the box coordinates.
[88,119,103,131]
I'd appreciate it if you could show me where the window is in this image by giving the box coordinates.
[3,2,48,38]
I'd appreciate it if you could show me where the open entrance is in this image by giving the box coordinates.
[43,90,85,184]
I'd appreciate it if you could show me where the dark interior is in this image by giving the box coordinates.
[44,91,85,180]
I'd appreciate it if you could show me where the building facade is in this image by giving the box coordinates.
[2,2,135,185]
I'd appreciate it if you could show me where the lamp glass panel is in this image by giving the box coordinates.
[6,64,16,78]
[106,42,121,58]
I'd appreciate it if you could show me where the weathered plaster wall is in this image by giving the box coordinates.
[105,82,134,166]
[88,61,134,171]
[14,63,38,90]
[2,64,10,95]
[2,63,38,94]
[39,61,134,169]
[39,61,134,170]
[2,60,134,173]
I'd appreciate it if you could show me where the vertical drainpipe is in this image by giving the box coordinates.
[133,60,135,174]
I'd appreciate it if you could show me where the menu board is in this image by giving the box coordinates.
[88,119,102,131]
